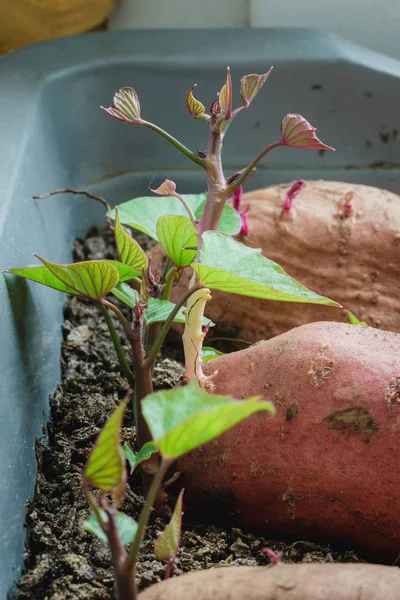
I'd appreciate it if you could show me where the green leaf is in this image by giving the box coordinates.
[104,260,141,282]
[108,194,241,240]
[84,399,127,496]
[8,259,119,300]
[154,488,184,562]
[123,441,157,474]
[142,381,274,460]
[156,215,197,267]
[347,310,368,327]
[145,297,213,327]
[114,209,148,272]
[111,281,139,308]
[201,346,225,363]
[84,510,138,546]
[192,232,339,305]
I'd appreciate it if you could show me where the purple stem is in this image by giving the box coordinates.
[283,179,306,211]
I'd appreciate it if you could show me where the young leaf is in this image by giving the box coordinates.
[104,260,142,282]
[8,259,119,300]
[156,215,197,267]
[219,67,232,119]
[280,114,334,151]
[240,68,273,106]
[192,231,339,305]
[108,194,241,240]
[84,399,127,499]
[347,310,368,327]
[111,281,139,308]
[154,489,184,563]
[142,381,274,460]
[186,84,207,120]
[101,87,142,124]
[84,510,138,545]
[201,346,225,363]
[123,441,157,474]
[114,209,148,272]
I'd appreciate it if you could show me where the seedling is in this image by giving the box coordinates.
[5,68,337,502]
[83,382,274,599]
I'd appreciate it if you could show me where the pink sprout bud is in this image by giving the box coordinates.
[344,191,354,213]
[232,185,251,235]
[261,547,283,565]
[283,179,306,211]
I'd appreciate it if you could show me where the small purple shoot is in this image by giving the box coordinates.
[232,185,251,235]
[283,179,306,211]
[261,547,283,565]
[280,114,335,151]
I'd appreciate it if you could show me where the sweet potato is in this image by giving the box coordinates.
[138,564,400,600]
[153,180,400,343]
[177,322,400,559]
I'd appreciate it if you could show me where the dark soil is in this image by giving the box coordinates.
[17,227,363,599]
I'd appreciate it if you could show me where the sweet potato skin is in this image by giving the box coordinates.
[177,322,400,558]
[139,564,400,600]
[153,181,400,342]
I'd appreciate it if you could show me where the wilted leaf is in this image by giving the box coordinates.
[84,399,127,499]
[152,180,177,196]
[84,510,138,545]
[155,489,184,562]
[114,209,148,272]
[101,87,142,124]
[142,381,274,460]
[280,114,334,151]
[192,231,339,305]
[156,215,197,267]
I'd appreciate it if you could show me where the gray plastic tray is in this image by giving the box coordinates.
[0,29,399,597]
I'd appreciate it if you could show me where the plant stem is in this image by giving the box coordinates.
[100,304,134,387]
[33,188,113,229]
[105,507,137,600]
[226,140,282,194]
[142,120,206,168]
[197,130,228,236]
[101,299,134,342]
[161,266,178,301]
[124,459,172,573]
[143,283,201,369]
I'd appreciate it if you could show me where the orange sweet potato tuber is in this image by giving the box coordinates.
[152,180,400,343]
[177,322,400,559]
[138,564,400,600]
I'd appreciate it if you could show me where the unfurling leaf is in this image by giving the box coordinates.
[84,510,138,545]
[111,281,139,308]
[240,68,273,106]
[347,311,368,327]
[8,259,119,300]
[219,67,232,119]
[114,209,148,272]
[101,87,142,124]
[155,489,184,564]
[123,441,158,474]
[84,398,127,502]
[192,231,339,306]
[280,114,334,151]
[156,215,197,267]
[186,84,207,120]
[142,381,274,460]
[151,179,177,196]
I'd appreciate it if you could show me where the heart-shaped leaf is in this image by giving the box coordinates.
[84,510,138,545]
[114,209,148,272]
[142,381,274,460]
[101,87,142,124]
[280,114,334,151]
[154,488,184,563]
[192,231,339,305]
[156,215,197,267]
[84,399,127,500]
[108,194,241,240]
[8,259,119,300]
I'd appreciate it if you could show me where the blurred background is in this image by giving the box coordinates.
[1,0,399,58]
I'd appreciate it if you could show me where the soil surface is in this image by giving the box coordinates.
[17,227,363,599]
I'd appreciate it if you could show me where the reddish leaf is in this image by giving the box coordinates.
[280,114,334,151]
[186,85,207,119]
[219,67,232,119]
[240,68,273,106]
